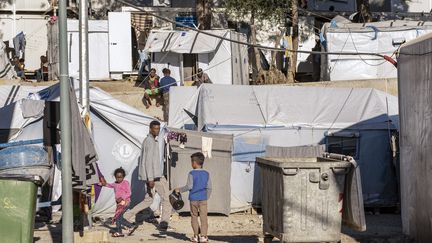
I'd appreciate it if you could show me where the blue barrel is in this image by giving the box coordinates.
[0,146,50,182]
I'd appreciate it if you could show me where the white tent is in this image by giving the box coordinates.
[0,41,16,80]
[145,30,249,85]
[170,85,400,211]
[0,83,165,215]
[321,19,432,81]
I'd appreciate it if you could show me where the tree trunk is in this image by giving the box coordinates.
[272,31,284,68]
[357,0,372,23]
[197,0,212,29]
[287,0,298,83]
[250,13,261,83]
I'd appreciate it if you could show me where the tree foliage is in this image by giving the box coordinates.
[224,0,288,24]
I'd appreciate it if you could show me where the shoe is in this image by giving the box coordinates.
[158,221,175,232]
[127,224,139,236]
[111,232,125,237]
[199,236,209,242]
[190,235,199,242]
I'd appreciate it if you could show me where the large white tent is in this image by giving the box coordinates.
[145,29,249,85]
[321,19,432,81]
[0,83,165,215]
[170,85,400,211]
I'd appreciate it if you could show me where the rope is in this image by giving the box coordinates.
[117,0,385,58]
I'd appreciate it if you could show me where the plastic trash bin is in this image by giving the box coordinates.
[0,174,43,243]
[257,157,351,243]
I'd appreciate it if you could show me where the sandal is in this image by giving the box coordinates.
[111,232,125,237]
[128,225,139,236]
[190,235,199,242]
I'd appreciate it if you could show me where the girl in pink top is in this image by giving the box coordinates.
[100,167,138,237]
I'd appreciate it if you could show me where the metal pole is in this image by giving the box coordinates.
[78,0,92,229]
[59,0,74,242]
[79,0,90,114]
[12,0,16,36]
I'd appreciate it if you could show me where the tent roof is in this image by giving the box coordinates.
[144,29,229,54]
[326,19,432,32]
[0,83,162,147]
[171,85,399,131]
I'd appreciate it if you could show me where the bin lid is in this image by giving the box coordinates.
[256,157,351,169]
[0,145,48,170]
[0,174,43,185]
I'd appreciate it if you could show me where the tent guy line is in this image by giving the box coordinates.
[117,0,386,58]
[119,0,431,57]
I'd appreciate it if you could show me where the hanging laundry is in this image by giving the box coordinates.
[20,99,45,119]
[202,136,213,158]
[13,32,26,59]
[167,130,188,148]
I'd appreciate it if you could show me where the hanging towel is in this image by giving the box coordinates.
[13,32,26,59]
[21,99,45,118]
[202,136,213,158]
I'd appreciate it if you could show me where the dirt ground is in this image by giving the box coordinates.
[33,212,407,243]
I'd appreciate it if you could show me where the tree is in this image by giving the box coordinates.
[197,0,212,30]
[287,0,298,83]
[357,0,372,23]
[225,0,297,83]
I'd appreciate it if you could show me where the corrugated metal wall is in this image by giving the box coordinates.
[398,33,432,242]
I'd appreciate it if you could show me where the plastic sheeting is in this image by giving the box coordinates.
[170,85,400,211]
[180,85,399,131]
[168,86,198,129]
[146,30,249,85]
[0,83,166,215]
[145,30,227,54]
[322,19,432,81]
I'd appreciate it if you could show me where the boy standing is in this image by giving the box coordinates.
[176,152,212,243]
[159,68,177,121]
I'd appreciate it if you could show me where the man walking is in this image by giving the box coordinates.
[159,68,177,122]
[126,120,172,231]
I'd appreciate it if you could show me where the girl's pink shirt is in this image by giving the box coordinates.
[106,180,131,202]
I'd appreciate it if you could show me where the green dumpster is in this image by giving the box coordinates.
[0,175,42,243]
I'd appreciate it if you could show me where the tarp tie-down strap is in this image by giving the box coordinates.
[366,26,379,40]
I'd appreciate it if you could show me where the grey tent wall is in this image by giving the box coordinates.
[169,128,233,215]
[398,33,432,242]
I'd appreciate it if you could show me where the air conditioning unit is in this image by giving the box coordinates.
[153,0,170,7]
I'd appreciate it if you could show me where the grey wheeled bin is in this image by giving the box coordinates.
[257,157,351,243]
